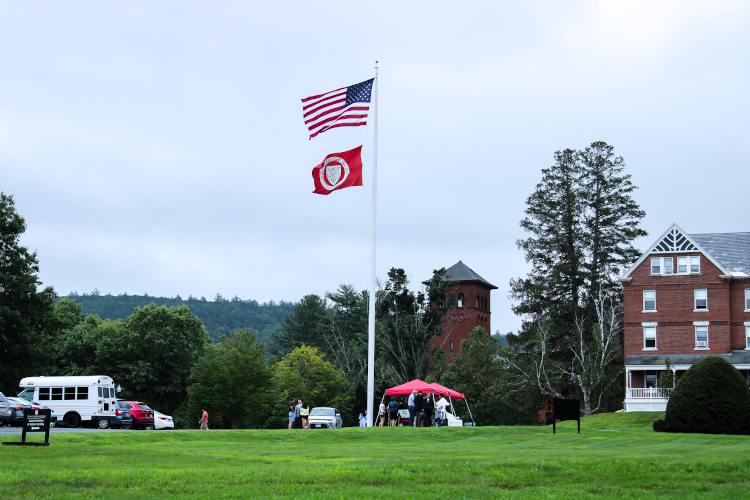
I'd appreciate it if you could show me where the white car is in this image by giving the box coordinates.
[308,407,343,429]
[153,411,174,430]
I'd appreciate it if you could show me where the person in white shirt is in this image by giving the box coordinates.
[435,394,450,427]
[378,401,386,427]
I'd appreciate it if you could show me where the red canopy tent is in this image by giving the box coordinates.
[384,379,465,399]
[382,379,473,425]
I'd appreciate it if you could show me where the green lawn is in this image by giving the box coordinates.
[1,412,749,499]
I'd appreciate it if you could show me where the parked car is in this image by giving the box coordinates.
[307,407,343,429]
[153,411,174,430]
[126,401,155,430]
[5,397,58,427]
[0,392,17,426]
[113,399,133,429]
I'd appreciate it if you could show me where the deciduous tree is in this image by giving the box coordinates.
[0,193,56,393]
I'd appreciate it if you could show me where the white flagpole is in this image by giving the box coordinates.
[366,63,378,427]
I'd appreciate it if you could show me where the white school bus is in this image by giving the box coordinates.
[18,376,118,429]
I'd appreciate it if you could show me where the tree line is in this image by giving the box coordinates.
[60,291,295,345]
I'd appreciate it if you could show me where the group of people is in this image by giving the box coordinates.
[288,398,310,429]
[376,390,450,427]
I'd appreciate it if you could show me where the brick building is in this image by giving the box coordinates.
[620,223,750,411]
[422,261,497,362]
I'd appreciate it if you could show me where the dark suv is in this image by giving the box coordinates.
[126,401,154,430]
[113,399,133,429]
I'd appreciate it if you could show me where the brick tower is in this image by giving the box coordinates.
[422,261,497,362]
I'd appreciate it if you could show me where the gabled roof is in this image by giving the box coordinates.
[621,223,750,280]
[422,260,497,289]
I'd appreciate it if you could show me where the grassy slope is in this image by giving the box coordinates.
[1,412,749,499]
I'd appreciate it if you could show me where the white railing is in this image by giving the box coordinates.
[628,387,672,399]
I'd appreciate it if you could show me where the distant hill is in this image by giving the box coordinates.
[60,291,295,346]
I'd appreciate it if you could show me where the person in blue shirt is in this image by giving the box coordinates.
[387,397,399,426]
[408,390,416,427]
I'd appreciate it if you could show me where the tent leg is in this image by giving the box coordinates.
[464,399,476,426]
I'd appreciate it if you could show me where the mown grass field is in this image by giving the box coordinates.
[1,412,749,499]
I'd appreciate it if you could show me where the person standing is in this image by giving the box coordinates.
[200,409,209,430]
[288,407,295,429]
[414,390,424,427]
[378,400,386,427]
[294,399,302,429]
[387,397,399,426]
[359,410,368,427]
[407,390,416,427]
[423,392,435,427]
[435,394,449,426]
[300,401,310,429]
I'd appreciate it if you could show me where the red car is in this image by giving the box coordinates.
[126,401,155,430]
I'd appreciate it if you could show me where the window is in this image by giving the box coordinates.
[746,324,750,350]
[643,325,657,349]
[643,290,656,311]
[695,324,708,349]
[694,289,707,311]
[77,387,88,400]
[651,257,674,275]
[449,341,454,352]
[645,372,657,388]
[64,387,76,400]
[457,293,464,308]
[51,387,63,400]
[38,388,50,400]
[745,289,750,311]
[677,256,700,274]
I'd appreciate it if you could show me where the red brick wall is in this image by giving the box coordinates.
[432,282,493,362]
[623,253,746,357]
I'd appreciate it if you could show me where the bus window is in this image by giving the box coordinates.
[77,387,88,400]
[65,387,76,400]
[51,387,63,400]
[39,388,50,400]
[98,387,102,398]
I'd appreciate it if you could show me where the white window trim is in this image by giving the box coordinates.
[745,322,750,350]
[643,322,657,351]
[643,290,656,312]
[745,289,750,312]
[694,321,709,350]
[693,288,708,312]
[650,257,674,276]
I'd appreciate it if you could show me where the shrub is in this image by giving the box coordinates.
[653,356,750,435]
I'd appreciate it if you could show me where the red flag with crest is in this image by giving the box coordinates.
[312,145,363,195]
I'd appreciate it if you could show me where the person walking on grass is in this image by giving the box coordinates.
[378,400,386,427]
[200,409,209,430]
[408,389,416,427]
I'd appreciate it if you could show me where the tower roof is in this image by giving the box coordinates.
[422,260,497,289]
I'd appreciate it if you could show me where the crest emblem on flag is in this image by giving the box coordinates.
[312,145,363,195]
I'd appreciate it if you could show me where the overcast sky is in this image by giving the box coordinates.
[2,1,748,335]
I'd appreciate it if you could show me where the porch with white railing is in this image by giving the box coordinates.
[624,387,672,411]
[627,387,672,399]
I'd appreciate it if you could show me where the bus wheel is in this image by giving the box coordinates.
[97,419,110,429]
[65,413,81,428]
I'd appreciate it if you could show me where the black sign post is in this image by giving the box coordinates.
[552,398,580,434]
[2,409,52,447]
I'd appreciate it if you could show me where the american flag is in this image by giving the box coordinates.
[301,78,373,140]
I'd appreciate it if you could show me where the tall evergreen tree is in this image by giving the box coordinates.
[507,142,645,409]
[272,294,328,355]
